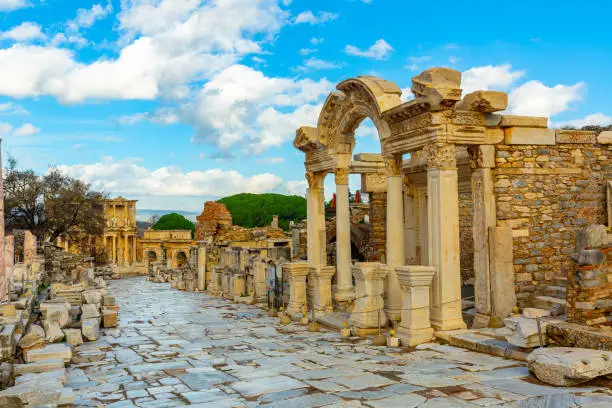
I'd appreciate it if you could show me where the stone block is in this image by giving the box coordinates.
[456,90,507,113]
[0,380,63,407]
[82,290,102,305]
[81,304,100,320]
[13,359,64,375]
[82,319,100,341]
[103,310,118,328]
[412,67,462,110]
[575,225,608,251]
[597,130,612,144]
[63,329,83,346]
[527,347,612,386]
[2,304,17,317]
[41,304,70,328]
[504,316,561,348]
[102,295,116,306]
[24,344,72,364]
[500,115,548,128]
[18,325,45,350]
[577,249,606,265]
[522,308,551,318]
[42,320,65,343]
[547,322,612,351]
[504,127,556,145]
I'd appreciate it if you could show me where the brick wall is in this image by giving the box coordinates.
[458,190,474,283]
[493,137,611,308]
[368,192,387,263]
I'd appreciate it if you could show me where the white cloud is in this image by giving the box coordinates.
[116,108,180,125]
[508,80,584,117]
[405,55,431,71]
[461,64,524,94]
[0,0,28,12]
[57,159,306,207]
[294,10,338,25]
[345,39,393,60]
[190,64,331,152]
[0,102,28,115]
[0,122,12,135]
[1,22,46,42]
[355,123,378,139]
[400,87,414,103]
[286,180,307,196]
[556,113,612,128]
[296,57,340,72]
[256,157,285,164]
[310,37,323,45]
[0,0,291,102]
[14,123,39,136]
[52,1,114,47]
[299,48,317,56]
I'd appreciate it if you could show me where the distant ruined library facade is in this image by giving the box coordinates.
[103,197,139,266]
[290,67,610,345]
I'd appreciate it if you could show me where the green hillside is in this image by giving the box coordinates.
[218,193,306,231]
[152,213,195,237]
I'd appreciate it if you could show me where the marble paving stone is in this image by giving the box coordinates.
[231,375,307,397]
[264,393,342,408]
[364,393,426,408]
[331,373,396,390]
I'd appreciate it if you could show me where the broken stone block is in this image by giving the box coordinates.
[59,387,75,405]
[24,343,72,364]
[81,303,101,320]
[68,306,81,323]
[41,304,70,328]
[18,324,45,351]
[575,224,608,251]
[13,358,65,376]
[2,304,17,317]
[504,316,561,348]
[42,320,65,343]
[528,347,612,386]
[102,295,116,306]
[0,324,17,360]
[63,329,83,346]
[82,319,100,341]
[455,90,508,113]
[522,308,551,319]
[0,380,63,407]
[82,290,102,305]
[102,310,118,328]
[411,67,462,110]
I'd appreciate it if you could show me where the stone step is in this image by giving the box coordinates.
[553,276,567,288]
[542,285,567,299]
[533,296,567,311]
[435,329,529,361]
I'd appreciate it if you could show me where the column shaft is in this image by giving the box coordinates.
[335,173,354,301]
[385,155,404,321]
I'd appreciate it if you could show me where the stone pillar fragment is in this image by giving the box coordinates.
[384,155,404,322]
[489,226,516,319]
[469,145,497,328]
[198,246,206,290]
[285,262,310,316]
[396,266,436,346]
[424,143,466,331]
[334,168,355,302]
[311,265,335,314]
[349,263,388,331]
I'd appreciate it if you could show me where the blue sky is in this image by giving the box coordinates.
[0,0,611,212]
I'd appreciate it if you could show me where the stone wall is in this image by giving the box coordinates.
[195,201,233,240]
[493,134,611,308]
[368,192,386,263]
[458,189,474,283]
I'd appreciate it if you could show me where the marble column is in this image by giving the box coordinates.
[395,265,436,346]
[198,246,206,290]
[112,235,117,264]
[384,155,404,321]
[285,262,310,316]
[349,262,388,330]
[468,145,498,328]
[306,171,326,267]
[424,143,466,331]
[404,187,417,265]
[123,233,128,265]
[334,167,354,301]
[132,235,137,264]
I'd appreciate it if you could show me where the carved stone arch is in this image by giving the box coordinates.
[317,76,403,153]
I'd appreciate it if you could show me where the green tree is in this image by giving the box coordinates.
[152,213,195,237]
[218,193,306,231]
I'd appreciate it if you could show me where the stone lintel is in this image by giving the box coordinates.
[361,172,387,193]
[350,160,385,174]
[495,167,581,176]
[305,149,335,173]
[500,115,548,128]
[353,153,383,162]
[555,129,597,144]
[294,126,319,152]
[504,127,556,145]
[283,262,310,278]
[484,128,504,144]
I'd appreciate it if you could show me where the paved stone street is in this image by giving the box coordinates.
[66,277,612,407]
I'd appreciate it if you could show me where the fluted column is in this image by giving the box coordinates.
[384,155,404,321]
[334,167,354,301]
[424,143,466,331]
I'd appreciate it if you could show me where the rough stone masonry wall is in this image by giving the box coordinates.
[459,190,474,283]
[494,137,611,309]
[368,192,386,263]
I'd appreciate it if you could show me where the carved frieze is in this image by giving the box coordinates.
[422,143,456,169]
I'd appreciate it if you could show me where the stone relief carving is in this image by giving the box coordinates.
[422,143,456,169]
[334,168,349,185]
[383,155,402,176]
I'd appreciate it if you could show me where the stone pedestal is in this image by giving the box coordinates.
[221,268,231,297]
[311,265,335,314]
[396,266,436,346]
[425,143,466,331]
[285,262,310,316]
[349,263,388,330]
[231,273,246,299]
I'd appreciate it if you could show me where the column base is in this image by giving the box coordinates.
[472,313,491,329]
[431,317,467,332]
[384,307,401,324]
[334,286,355,302]
[397,326,434,346]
